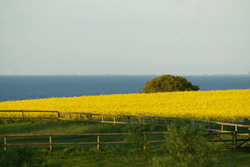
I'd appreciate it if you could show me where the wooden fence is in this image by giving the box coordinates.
[207,131,250,149]
[0,131,249,152]
[0,110,249,150]
[0,132,167,152]
[1,110,250,132]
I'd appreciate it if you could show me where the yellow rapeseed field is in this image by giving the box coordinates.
[0,89,249,121]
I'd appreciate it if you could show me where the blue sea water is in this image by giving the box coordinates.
[0,75,249,102]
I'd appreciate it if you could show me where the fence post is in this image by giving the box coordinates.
[235,126,237,131]
[212,133,215,144]
[114,116,116,125]
[4,136,7,152]
[208,122,212,129]
[57,112,60,119]
[97,135,100,150]
[221,124,223,131]
[232,132,235,148]
[144,133,147,150]
[22,111,24,119]
[234,131,237,149]
[79,114,81,120]
[126,116,130,124]
[208,122,212,135]
[89,114,92,121]
[102,116,104,122]
[68,113,71,119]
[165,118,168,126]
[49,136,53,152]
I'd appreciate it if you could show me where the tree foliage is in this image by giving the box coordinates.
[151,119,218,167]
[141,74,199,93]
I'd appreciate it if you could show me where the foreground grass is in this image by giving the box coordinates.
[2,145,250,167]
[46,149,250,167]
[0,120,250,167]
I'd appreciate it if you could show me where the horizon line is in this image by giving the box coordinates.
[0,73,249,77]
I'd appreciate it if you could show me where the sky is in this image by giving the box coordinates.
[0,0,250,76]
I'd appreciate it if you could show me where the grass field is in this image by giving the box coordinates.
[0,89,250,121]
[1,120,250,167]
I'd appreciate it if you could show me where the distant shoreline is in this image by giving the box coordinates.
[0,74,249,77]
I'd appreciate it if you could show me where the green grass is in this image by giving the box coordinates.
[0,119,250,167]
[0,119,128,134]
[39,147,151,167]
[219,149,250,167]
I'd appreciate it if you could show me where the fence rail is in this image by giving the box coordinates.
[0,110,250,151]
[1,110,250,132]
[1,131,249,152]
[0,132,168,152]
[207,131,250,149]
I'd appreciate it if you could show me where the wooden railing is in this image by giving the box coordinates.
[0,110,59,120]
[0,132,167,152]
[0,110,249,151]
[0,110,171,125]
[207,131,250,149]
[0,131,249,152]
[0,110,250,132]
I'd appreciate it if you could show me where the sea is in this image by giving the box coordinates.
[0,75,249,102]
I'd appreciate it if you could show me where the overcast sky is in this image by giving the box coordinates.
[0,0,250,75]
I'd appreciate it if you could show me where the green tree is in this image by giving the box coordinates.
[151,119,218,167]
[141,74,199,93]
